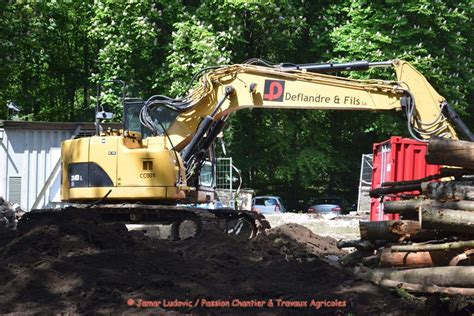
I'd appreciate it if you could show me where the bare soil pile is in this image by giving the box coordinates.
[0,209,433,314]
[252,223,345,259]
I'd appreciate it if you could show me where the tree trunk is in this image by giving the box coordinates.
[337,239,377,251]
[359,220,432,242]
[355,266,474,287]
[340,250,370,266]
[380,248,434,267]
[381,167,474,187]
[426,138,474,169]
[379,248,457,267]
[369,184,421,198]
[421,206,474,235]
[376,279,474,295]
[424,181,474,201]
[449,249,474,266]
[383,200,422,216]
[384,199,474,214]
[391,240,474,252]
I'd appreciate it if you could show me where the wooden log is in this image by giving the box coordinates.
[421,205,474,235]
[384,199,474,214]
[360,220,420,240]
[431,200,474,211]
[391,240,474,252]
[381,168,474,187]
[361,254,380,267]
[449,249,474,266]
[336,239,376,251]
[359,220,429,242]
[424,181,474,201]
[380,248,434,267]
[376,279,474,296]
[339,250,370,266]
[426,138,474,169]
[380,248,460,267]
[383,200,423,215]
[355,266,474,287]
[369,184,421,198]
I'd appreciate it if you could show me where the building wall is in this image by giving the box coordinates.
[0,128,72,210]
[0,121,120,211]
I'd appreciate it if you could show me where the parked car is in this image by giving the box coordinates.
[307,197,346,218]
[252,196,287,214]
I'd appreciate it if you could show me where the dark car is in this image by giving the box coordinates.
[307,197,347,218]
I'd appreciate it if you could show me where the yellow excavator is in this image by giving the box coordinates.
[50,59,474,239]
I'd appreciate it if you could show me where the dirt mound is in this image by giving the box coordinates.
[251,223,345,261]
[4,209,149,261]
[0,210,426,314]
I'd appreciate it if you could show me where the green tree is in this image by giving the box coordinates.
[89,0,163,116]
[0,2,93,121]
[331,0,473,115]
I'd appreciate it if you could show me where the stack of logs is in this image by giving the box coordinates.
[338,138,474,295]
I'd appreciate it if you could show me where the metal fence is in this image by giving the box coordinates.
[357,154,373,213]
[216,157,233,191]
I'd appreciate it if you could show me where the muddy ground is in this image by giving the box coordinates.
[0,209,471,314]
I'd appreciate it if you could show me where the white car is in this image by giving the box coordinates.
[251,196,287,214]
[307,197,344,219]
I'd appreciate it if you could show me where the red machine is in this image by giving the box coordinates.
[370,136,441,221]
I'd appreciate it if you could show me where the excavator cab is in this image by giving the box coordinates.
[123,98,145,136]
[123,98,180,139]
[122,97,217,200]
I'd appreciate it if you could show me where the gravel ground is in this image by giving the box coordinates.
[264,213,365,241]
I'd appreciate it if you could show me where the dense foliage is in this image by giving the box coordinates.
[1,1,472,208]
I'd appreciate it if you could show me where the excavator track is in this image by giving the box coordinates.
[27,204,270,241]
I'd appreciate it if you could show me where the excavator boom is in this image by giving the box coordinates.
[150,59,460,156]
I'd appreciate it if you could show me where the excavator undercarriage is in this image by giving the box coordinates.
[29,204,270,241]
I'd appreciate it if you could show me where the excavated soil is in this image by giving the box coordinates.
[0,209,447,314]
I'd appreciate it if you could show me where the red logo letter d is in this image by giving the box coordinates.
[263,80,285,101]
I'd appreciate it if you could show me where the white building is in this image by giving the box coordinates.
[0,121,120,211]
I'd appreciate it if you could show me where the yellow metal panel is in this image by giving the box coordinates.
[61,138,89,162]
[116,136,179,188]
[67,186,170,201]
[89,136,118,186]
[393,59,457,139]
[61,138,90,200]
[61,134,185,202]
[122,136,142,149]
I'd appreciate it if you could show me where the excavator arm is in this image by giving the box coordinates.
[392,59,472,141]
[161,60,457,150]
[138,59,471,187]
